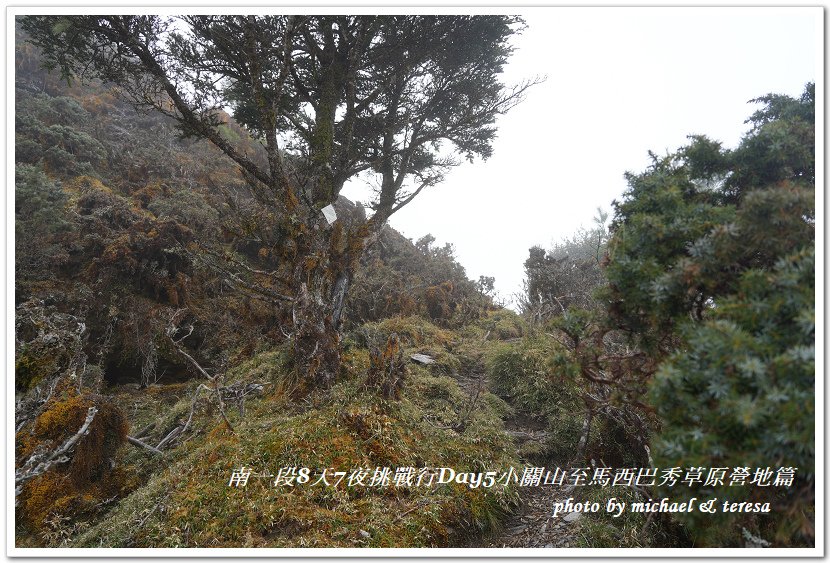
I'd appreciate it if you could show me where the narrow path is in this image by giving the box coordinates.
[481,415,584,548]
[452,348,583,548]
[484,484,583,548]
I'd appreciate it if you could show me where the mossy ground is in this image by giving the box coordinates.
[24,316,523,548]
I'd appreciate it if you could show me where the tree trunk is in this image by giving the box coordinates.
[292,281,342,387]
[290,219,370,387]
[330,270,351,328]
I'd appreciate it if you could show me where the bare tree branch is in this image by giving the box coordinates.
[15,407,98,501]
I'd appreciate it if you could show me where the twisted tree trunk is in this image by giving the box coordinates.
[290,216,372,387]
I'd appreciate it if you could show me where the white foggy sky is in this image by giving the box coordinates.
[342,7,820,305]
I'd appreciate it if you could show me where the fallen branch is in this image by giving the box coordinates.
[15,406,98,501]
[127,435,163,455]
[219,382,268,417]
[165,313,234,433]
[137,502,160,529]
[393,502,426,522]
[169,333,214,382]
[156,425,184,451]
[15,377,59,432]
[179,384,209,435]
[154,380,251,451]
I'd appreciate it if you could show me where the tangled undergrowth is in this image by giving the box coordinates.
[18,317,522,548]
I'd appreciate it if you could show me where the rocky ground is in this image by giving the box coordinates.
[484,483,583,548]
[481,418,584,549]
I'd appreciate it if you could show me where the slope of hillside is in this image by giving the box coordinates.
[13,30,543,549]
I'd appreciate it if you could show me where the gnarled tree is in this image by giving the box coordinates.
[21,15,538,385]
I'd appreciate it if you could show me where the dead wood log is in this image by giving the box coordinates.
[127,435,163,455]
[133,421,157,439]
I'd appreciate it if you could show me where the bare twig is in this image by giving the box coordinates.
[196,244,293,303]
[393,502,427,522]
[154,383,204,451]
[165,312,234,432]
[156,426,184,451]
[423,417,456,431]
[454,375,484,432]
[173,343,215,382]
[137,503,160,529]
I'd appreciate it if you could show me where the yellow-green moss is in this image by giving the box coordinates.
[17,391,130,536]
[71,344,519,548]
[15,351,56,392]
[33,393,90,443]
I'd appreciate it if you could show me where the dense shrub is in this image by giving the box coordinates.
[348,228,493,327]
[15,164,70,281]
[650,248,814,546]
[603,83,815,546]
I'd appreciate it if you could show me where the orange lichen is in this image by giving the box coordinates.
[303,255,319,273]
[33,393,90,443]
[71,400,128,485]
[15,430,38,460]
[17,391,130,532]
[329,222,344,255]
[285,187,300,212]
[20,471,74,530]
[20,464,134,533]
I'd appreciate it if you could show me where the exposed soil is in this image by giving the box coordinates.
[451,348,582,549]
[480,418,583,548]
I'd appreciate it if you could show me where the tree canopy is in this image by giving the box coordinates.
[21,14,538,384]
[605,83,814,351]
[22,15,536,222]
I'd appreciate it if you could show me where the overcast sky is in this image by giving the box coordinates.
[342,7,820,307]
